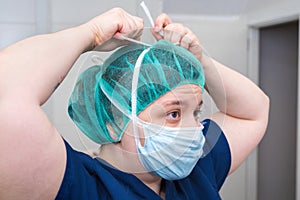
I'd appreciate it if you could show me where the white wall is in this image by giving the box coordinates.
[0,0,36,49]
[246,0,300,25]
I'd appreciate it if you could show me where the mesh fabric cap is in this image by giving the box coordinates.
[68,40,205,144]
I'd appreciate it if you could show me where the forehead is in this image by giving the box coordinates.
[154,84,202,105]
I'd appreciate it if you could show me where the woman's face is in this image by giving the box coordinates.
[116,84,203,174]
[121,84,203,149]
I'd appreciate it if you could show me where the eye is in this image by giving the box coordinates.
[166,111,181,121]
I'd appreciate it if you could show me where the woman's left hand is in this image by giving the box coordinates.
[152,14,203,62]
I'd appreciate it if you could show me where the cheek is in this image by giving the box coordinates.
[120,123,146,151]
[120,131,137,153]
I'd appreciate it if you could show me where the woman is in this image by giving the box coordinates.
[0,8,269,200]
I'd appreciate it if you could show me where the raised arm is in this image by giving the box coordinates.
[153,14,269,174]
[0,8,143,199]
[0,8,143,104]
[201,57,269,174]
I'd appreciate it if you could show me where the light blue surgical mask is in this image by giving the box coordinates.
[135,118,205,180]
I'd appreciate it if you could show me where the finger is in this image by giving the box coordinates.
[180,29,196,49]
[180,31,196,50]
[114,30,142,42]
[119,13,144,35]
[181,30,202,59]
[164,24,188,44]
[180,34,192,49]
[124,15,144,40]
[132,16,144,31]
[165,30,182,45]
[126,28,143,39]
[154,13,172,33]
[113,32,124,40]
[151,28,163,41]
[90,8,144,47]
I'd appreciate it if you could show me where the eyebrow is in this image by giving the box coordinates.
[162,100,203,107]
[162,100,182,107]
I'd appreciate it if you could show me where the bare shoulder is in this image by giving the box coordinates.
[0,99,66,199]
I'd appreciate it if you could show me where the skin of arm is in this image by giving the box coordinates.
[0,8,143,199]
[153,14,270,175]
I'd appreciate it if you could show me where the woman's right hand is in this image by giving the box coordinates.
[85,8,144,51]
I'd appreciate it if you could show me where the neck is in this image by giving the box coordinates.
[98,143,163,195]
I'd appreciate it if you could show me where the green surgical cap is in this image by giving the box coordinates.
[68,40,205,144]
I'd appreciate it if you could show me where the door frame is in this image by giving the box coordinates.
[247,14,300,200]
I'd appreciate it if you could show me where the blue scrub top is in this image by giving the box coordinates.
[56,119,231,200]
